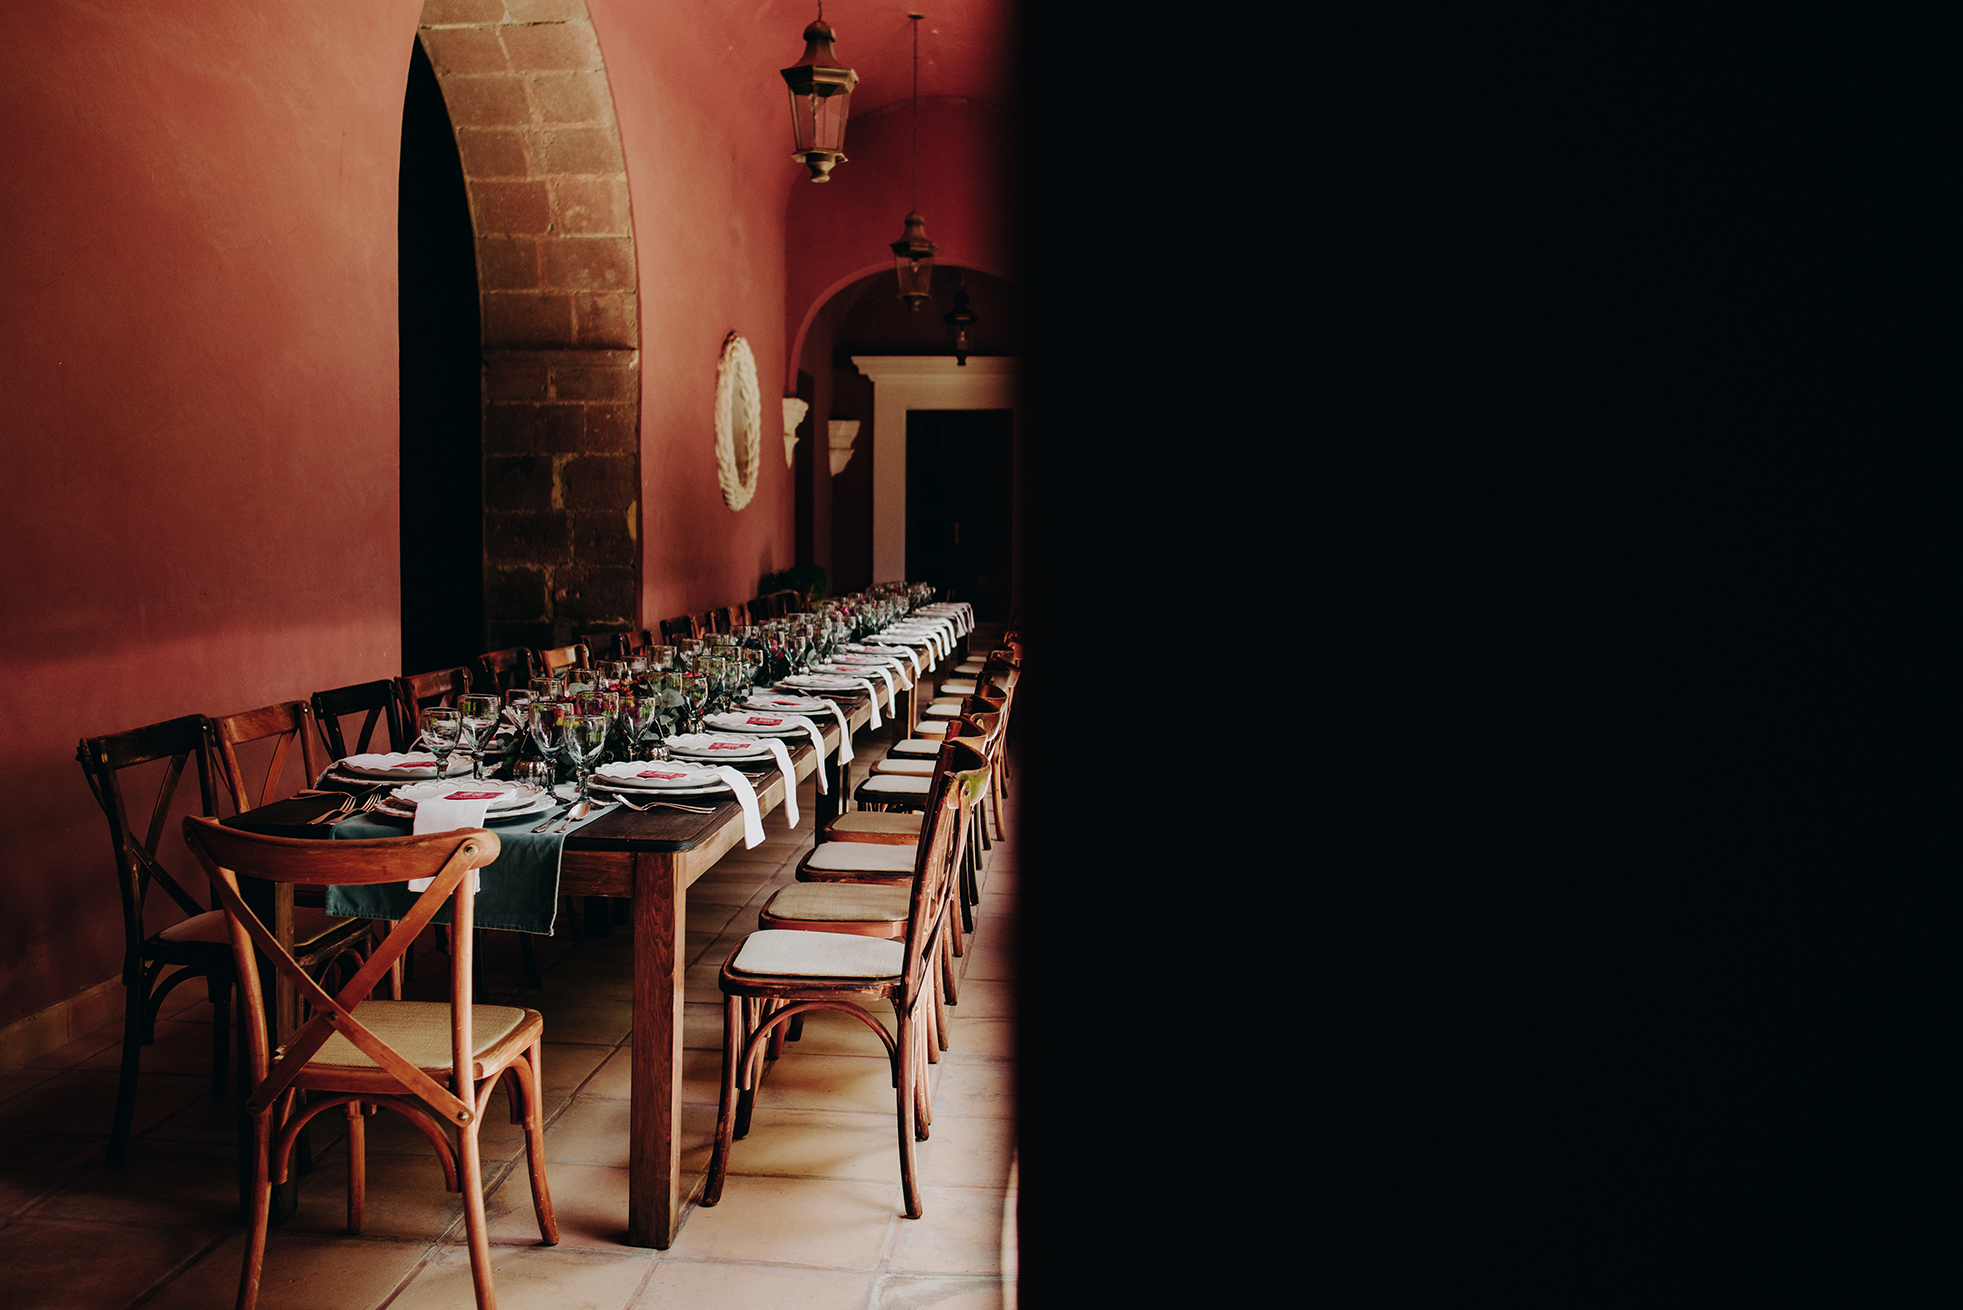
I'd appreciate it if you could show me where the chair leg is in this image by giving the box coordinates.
[209,976,231,1099]
[108,973,147,1167]
[456,1118,497,1310]
[238,1111,275,1310]
[516,1043,559,1244]
[704,993,743,1206]
[518,932,541,989]
[344,1101,366,1234]
[896,1012,923,1219]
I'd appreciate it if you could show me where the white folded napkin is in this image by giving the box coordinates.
[820,661,895,701]
[856,643,922,679]
[712,766,764,848]
[337,752,472,780]
[748,735,798,827]
[723,712,828,792]
[408,796,491,892]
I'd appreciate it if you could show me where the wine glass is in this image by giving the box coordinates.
[527,700,570,784]
[620,693,662,760]
[565,713,610,806]
[679,670,709,735]
[458,694,500,780]
[421,708,463,775]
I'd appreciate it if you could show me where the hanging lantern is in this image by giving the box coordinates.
[779,12,858,182]
[890,212,937,311]
[943,288,977,365]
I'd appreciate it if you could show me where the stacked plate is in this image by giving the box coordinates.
[703,711,806,736]
[332,752,474,782]
[589,760,731,797]
[746,693,830,714]
[372,778,554,822]
[665,734,774,763]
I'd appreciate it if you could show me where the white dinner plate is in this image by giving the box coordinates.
[666,734,772,761]
[585,780,733,799]
[745,695,829,713]
[388,779,544,812]
[337,753,474,780]
[592,761,725,790]
[703,712,806,736]
[371,791,558,822]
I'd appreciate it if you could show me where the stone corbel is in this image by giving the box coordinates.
[828,419,861,476]
[781,397,809,469]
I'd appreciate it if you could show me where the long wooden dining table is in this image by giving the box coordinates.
[228,684,885,1248]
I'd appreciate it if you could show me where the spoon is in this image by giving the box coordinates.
[549,800,594,833]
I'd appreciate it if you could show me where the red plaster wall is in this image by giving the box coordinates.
[783,96,1014,392]
[0,1,425,1030]
[586,1,797,622]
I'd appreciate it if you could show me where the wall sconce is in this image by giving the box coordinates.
[942,288,977,366]
[780,6,858,182]
[781,397,809,468]
[828,419,861,475]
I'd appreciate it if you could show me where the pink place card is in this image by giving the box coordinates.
[391,760,439,768]
[638,770,688,780]
[745,716,784,726]
[443,791,504,801]
[708,742,750,750]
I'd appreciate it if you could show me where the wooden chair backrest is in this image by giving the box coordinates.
[624,628,654,655]
[182,817,499,1121]
[659,614,698,642]
[477,647,531,696]
[746,596,773,622]
[76,715,221,966]
[395,666,474,737]
[312,680,409,759]
[899,771,984,1010]
[580,632,626,662]
[720,604,748,632]
[695,609,724,636]
[535,643,589,677]
[210,701,329,815]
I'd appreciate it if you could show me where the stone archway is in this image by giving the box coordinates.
[416,0,640,650]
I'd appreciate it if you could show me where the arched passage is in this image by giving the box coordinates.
[413,0,641,651]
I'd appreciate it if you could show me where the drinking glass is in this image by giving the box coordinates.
[679,671,709,734]
[646,672,684,745]
[421,708,463,775]
[458,694,500,780]
[647,645,677,673]
[620,694,662,760]
[566,713,610,805]
[528,700,570,782]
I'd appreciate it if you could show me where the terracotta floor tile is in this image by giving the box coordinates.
[669,1174,899,1268]
[387,1243,654,1310]
[28,1138,244,1231]
[872,1274,1007,1310]
[752,1052,904,1116]
[914,1115,1016,1193]
[0,1131,106,1218]
[0,1215,219,1310]
[632,1258,876,1309]
[704,1107,905,1183]
[884,1185,1012,1276]
[0,1068,210,1141]
[140,1229,430,1310]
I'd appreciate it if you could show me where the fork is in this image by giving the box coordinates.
[608,795,719,814]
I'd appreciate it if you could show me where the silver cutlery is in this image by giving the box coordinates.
[607,795,719,814]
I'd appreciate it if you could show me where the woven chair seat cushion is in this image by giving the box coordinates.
[765,883,910,923]
[889,739,941,755]
[871,757,936,775]
[305,1001,534,1074]
[823,811,926,838]
[860,775,932,795]
[730,929,903,979]
[157,907,355,950]
[804,842,919,872]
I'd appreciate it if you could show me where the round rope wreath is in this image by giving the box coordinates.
[714,332,762,511]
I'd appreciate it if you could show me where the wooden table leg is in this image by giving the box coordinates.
[627,849,684,1248]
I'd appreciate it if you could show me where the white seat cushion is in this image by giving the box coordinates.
[765,883,909,923]
[823,811,925,838]
[938,680,978,694]
[924,703,962,717]
[804,841,920,872]
[860,775,931,794]
[872,757,935,774]
[913,722,950,736]
[954,662,986,674]
[731,929,903,978]
[890,738,940,755]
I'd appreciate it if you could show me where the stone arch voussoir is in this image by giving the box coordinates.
[417,0,640,650]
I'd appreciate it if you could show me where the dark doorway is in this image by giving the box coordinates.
[398,39,483,676]
[905,410,1014,621]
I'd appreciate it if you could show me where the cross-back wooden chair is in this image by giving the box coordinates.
[532,643,589,680]
[579,632,627,662]
[396,666,474,739]
[695,608,725,636]
[312,680,410,759]
[181,818,558,1310]
[623,628,654,655]
[746,595,774,622]
[704,769,981,1220]
[76,715,232,1167]
[208,700,390,1029]
[659,614,698,643]
[476,647,532,698]
[719,603,749,632]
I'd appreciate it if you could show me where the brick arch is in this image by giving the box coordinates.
[417,0,640,651]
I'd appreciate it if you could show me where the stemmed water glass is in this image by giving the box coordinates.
[528,701,570,785]
[679,670,709,734]
[421,708,463,775]
[458,694,500,780]
[565,713,610,805]
[620,693,664,761]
